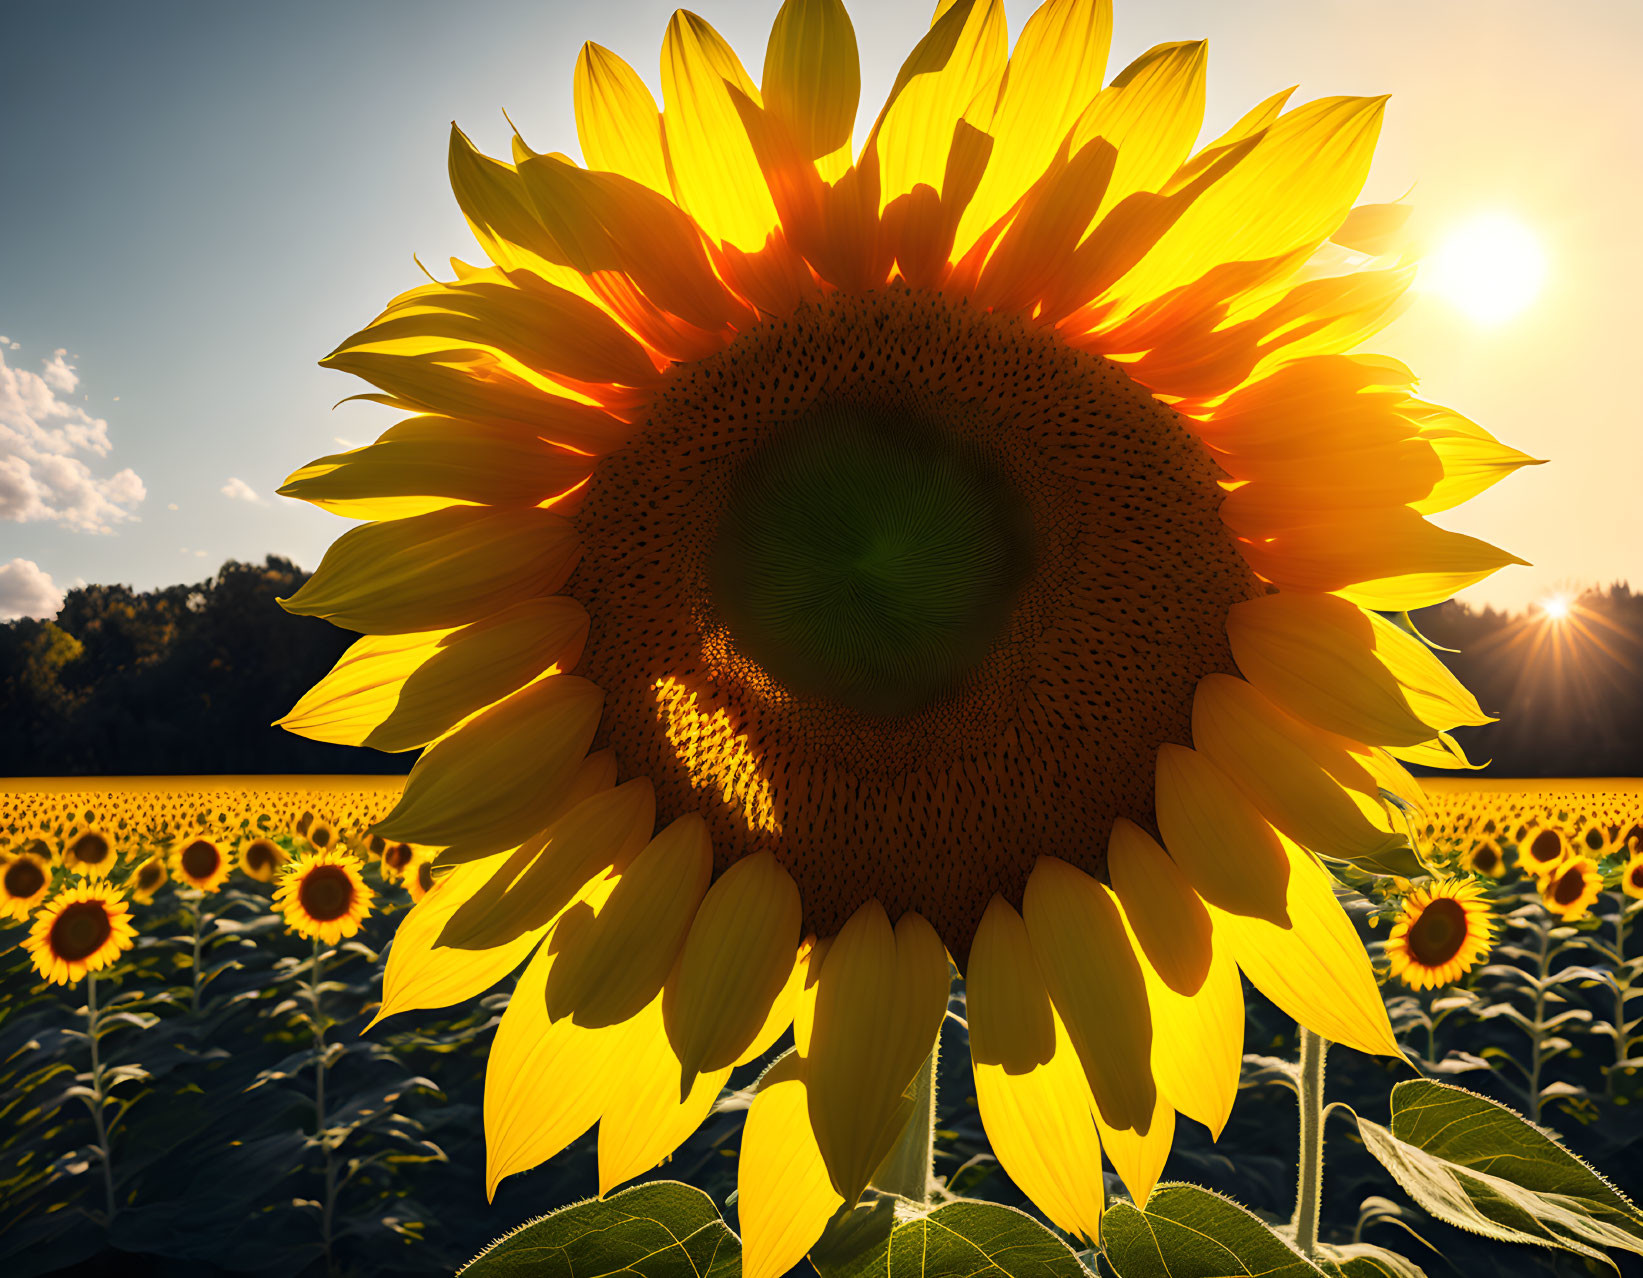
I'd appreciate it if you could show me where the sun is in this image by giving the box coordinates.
[1422,211,1547,325]
[1541,594,1570,621]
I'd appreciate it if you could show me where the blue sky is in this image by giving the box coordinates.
[3,0,1639,620]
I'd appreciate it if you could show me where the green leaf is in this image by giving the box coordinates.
[817,1200,1088,1278]
[1356,1079,1643,1270]
[1316,1241,1430,1278]
[458,1181,741,1278]
[1101,1184,1326,1278]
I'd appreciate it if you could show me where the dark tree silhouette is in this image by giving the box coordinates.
[0,557,409,777]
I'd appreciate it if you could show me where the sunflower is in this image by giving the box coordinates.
[1623,849,1643,900]
[275,849,374,943]
[1,851,53,919]
[406,856,441,904]
[1577,822,1612,858]
[1385,878,1494,991]
[306,820,339,853]
[1541,855,1603,922]
[61,828,119,879]
[1459,837,1506,879]
[24,881,138,985]
[239,836,290,883]
[173,836,231,893]
[1520,825,1568,880]
[278,0,1533,1260]
[130,854,169,905]
[380,840,416,880]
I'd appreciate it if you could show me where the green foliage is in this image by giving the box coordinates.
[1355,1079,1643,1268]
[459,1182,741,1278]
[1102,1184,1326,1278]
[0,557,403,776]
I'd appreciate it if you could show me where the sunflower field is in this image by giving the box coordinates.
[0,775,1639,1278]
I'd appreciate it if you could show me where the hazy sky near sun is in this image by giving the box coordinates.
[3,0,1639,620]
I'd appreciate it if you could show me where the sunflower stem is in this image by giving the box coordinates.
[872,1040,939,1205]
[188,896,209,1016]
[1609,896,1628,1100]
[85,972,117,1225]
[310,933,338,1277]
[1291,1025,1329,1259]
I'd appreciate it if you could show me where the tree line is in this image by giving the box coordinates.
[1,560,1638,778]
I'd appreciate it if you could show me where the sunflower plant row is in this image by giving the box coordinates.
[0,781,480,1277]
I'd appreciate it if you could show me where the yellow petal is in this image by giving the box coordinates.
[280,597,589,754]
[277,628,449,749]
[369,849,545,1028]
[1227,592,1492,745]
[546,814,712,1027]
[952,0,1112,255]
[1104,95,1386,319]
[1191,673,1411,866]
[968,896,1105,1241]
[1406,401,1545,515]
[791,936,832,1058]
[438,777,654,949]
[484,940,638,1197]
[278,416,595,522]
[278,506,579,635]
[806,902,949,1201]
[575,43,671,195]
[762,0,860,164]
[661,10,781,251]
[1021,857,1155,1134]
[872,0,1007,209]
[375,676,605,862]
[1104,838,1243,1137]
[1104,819,1210,994]
[739,1057,845,1278]
[324,267,659,391]
[1154,744,1291,925]
[1236,506,1526,611]
[1092,1084,1175,1207]
[429,746,618,870]
[735,939,818,1067]
[513,147,750,335]
[1069,41,1206,221]
[664,851,804,1089]
[596,995,731,1194]
[447,124,597,295]
[1213,832,1401,1058]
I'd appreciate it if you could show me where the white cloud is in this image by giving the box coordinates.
[221,476,266,504]
[0,557,65,621]
[0,341,145,533]
[167,502,179,511]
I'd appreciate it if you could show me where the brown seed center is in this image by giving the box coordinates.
[181,839,220,880]
[299,865,355,921]
[5,858,46,898]
[71,833,111,864]
[51,901,113,962]
[1406,896,1467,966]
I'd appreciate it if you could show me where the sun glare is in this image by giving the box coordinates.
[1541,595,1571,621]
[1423,212,1548,325]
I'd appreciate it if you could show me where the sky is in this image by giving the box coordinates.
[3,0,1640,621]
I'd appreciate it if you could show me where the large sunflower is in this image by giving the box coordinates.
[280,0,1533,1262]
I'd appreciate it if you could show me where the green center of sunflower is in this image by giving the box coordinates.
[299,865,355,921]
[1407,896,1466,965]
[52,901,113,962]
[708,402,1034,717]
